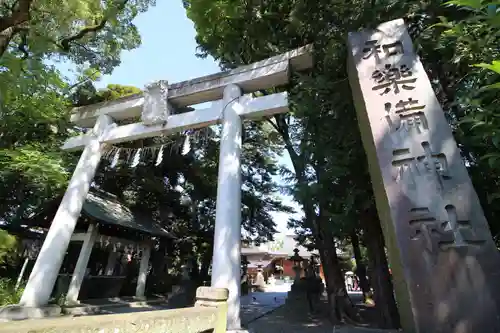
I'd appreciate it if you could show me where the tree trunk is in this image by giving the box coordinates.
[198,245,213,284]
[316,233,341,323]
[270,115,360,324]
[350,230,370,302]
[190,256,200,282]
[0,0,33,58]
[361,208,400,329]
[0,26,15,58]
[316,219,361,324]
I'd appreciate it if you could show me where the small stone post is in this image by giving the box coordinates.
[310,255,320,277]
[285,249,308,312]
[289,248,303,286]
[195,287,229,333]
[181,259,192,281]
[241,256,250,296]
[241,255,249,277]
[292,265,301,284]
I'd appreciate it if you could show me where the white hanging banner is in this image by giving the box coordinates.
[100,128,210,169]
[155,145,164,166]
[131,148,142,168]
[110,148,121,168]
[181,133,191,156]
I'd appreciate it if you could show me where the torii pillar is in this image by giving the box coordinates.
[211,84,244,330]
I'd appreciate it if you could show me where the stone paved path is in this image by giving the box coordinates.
[240,282,290,325]
[246,303,332,333]
[245,287,399,333]
[246,304,398,333]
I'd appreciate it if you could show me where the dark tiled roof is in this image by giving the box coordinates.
[82,190,172,238]
[21,189,173,239]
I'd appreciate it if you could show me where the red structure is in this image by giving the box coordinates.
[241,234,326,282]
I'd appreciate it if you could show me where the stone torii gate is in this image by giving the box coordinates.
[18,46,313,331]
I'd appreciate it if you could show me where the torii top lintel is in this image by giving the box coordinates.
[70,45,313,128]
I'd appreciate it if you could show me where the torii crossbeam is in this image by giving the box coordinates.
[19,45,313,330]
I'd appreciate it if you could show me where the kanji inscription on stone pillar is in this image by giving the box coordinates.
[348,18,500,333]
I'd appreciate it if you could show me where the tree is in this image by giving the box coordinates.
[426,1,500,244]
[0,0,155,73]
[0,61,72,224]
[0,0,156,227]
[0,230,17,265]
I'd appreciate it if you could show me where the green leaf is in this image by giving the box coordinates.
[460,116,478,124]
[470,121,488,129]
[493,135,500,148]
[428,22,454,29]
[487,192,500,204]
[443,0,482,9]
[0,231,17,264]
[478,82,500,91]
[474,60,500,74]
[480,152,500,160]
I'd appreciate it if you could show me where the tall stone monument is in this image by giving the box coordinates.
[347,19,500,333]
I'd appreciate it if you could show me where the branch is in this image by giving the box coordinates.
[72,40,97,55]
[63,69,100,96]
[58,0,130,51]
[273,114,303,177]
[0,0,32,32]
[59,20,106,51]
[265,118,280,132]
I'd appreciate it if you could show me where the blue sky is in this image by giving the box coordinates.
[94,1,302,233]
[96,1,219,89]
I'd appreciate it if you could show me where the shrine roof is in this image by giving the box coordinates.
[82,190,172,238]
[27,189,173,239]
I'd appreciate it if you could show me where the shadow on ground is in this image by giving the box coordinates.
[241,291,287,325]
[245,291,401,333]
[246,303,333,333]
